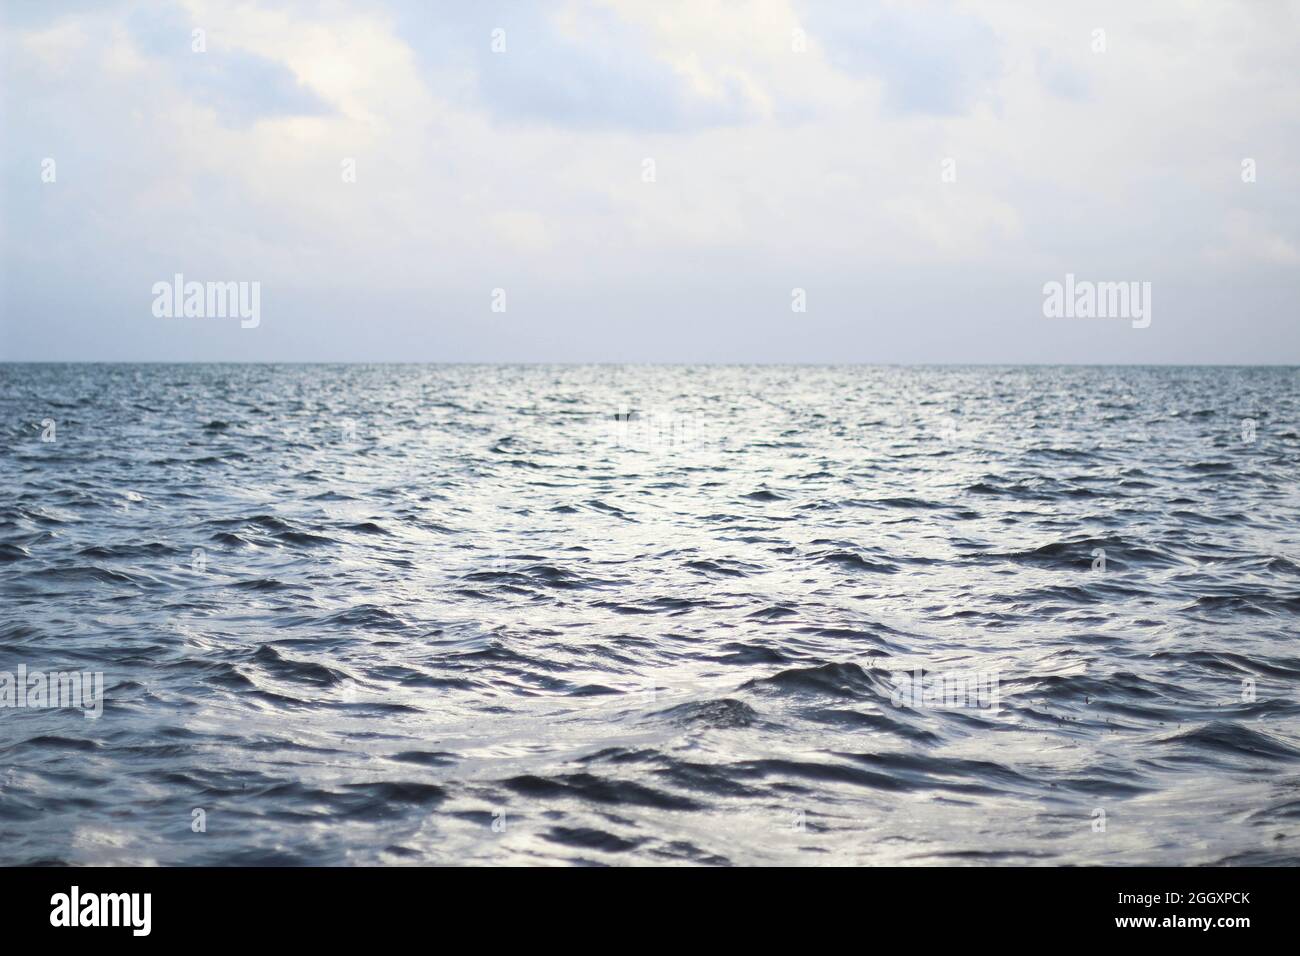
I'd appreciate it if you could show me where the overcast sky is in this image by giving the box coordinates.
[2,0,1298,363]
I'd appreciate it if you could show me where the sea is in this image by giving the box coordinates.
[2,363,1298,865]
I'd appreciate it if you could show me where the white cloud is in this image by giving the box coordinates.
[2,0,1298,361]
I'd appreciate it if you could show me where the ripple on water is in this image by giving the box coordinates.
[2,363,1298,865]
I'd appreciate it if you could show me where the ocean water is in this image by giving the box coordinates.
[2,363,1298,866]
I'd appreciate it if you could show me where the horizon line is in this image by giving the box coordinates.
[2,360,1298,369]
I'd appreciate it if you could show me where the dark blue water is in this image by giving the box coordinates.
[2,364,1298,865]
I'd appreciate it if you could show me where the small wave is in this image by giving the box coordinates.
[543,826,644,853]
[77,542,179,559]
[653,698,760,728]
[503,773,701,810]
[811,550,897,573]
[1159,722,1300,761]
[972,538,1176,570]
[251,645,351,686]
[390,751,458,767]
[343,521,391,535]
[275,530,337,547]
[742,662,892,701]
[685,558,751,578]
[318,604,410,632]
[871,496,946,510]
[0,543,31,561]
[230,577,297,592]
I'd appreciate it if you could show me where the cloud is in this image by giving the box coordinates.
[124,4,330,126]
[1,0,1298,363]
[1034,48,1089,101]
[1203,209,1300,267]
[394,2,761,131]
[798,1,1002,115]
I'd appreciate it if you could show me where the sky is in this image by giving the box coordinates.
[1,0,1298,363]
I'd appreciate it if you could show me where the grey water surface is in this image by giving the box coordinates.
[2,364,1298,865]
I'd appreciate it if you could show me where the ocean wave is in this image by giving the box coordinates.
[4,363,1298,865]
